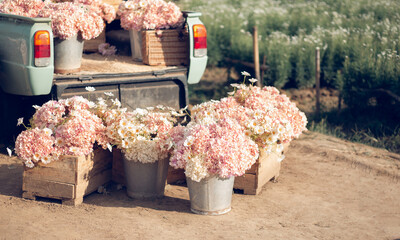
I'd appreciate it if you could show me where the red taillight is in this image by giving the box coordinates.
[193,24,207,57]
[34,30,51,66]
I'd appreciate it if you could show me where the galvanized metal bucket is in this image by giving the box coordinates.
[129,30,142,61]
[54,34,84,74]
[122,155,169,199]
[186,175,235,215]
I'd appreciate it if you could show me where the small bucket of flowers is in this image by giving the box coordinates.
[167,117,260,215]
[167,71,308,214]
[0,0,116,73]
[105,104,179,199]
[117,0,185,61]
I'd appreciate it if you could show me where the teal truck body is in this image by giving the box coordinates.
[0,11,207,143]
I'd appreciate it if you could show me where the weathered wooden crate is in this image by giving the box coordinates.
[22,148,112,206]
[234,144,289,195]
[84,30,106,52]
[141,29,189,66]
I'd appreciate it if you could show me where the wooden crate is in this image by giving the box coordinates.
[22,148,112,206]
[234,144,289,195]
[84,30,106,52]
[141,29,189,66]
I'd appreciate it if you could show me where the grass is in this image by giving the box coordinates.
[306,106,400,154]
[178,0,400,154]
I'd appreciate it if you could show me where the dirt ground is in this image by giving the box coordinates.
[0,131,399,239]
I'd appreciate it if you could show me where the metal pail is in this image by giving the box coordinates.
[122,155,169,199]
[186,175,234,215]
[54,34,84,74]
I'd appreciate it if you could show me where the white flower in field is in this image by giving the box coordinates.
[112,98,121,107]
[120,119,129,128]
[25,160,34,168]
[230,83,240,88]
[227,91,235,96]
[139,0,146,8]
[17,117,23,126]
[134,108,147,116]
[32,153,41,161]
[69,147,80,154]
[277,125,285,133]
[56,138,65,146]
[6,147,12,157]
[41,156,51,164]
[118,128,126,138]
[85,86,96,92]
[249,78,258,83]
[43,128,52,136]
[184,136,194,147]
[255,126,265,135]
[241,71,250,77]
[265,135,278,145]
[244,130,252,138]
[104,92,114,97]
[32,105,40,110]
[88,101,96,108]
[121,140,129,148]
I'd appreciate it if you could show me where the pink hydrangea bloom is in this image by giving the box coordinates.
[118,0,184,31]
[16,96,110,168]
[15,127,59,168]
[0,0,47,17]
[169,118,259,182]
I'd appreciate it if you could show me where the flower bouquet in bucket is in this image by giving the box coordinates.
[190,72,308,194]
[168,117,259,215]
[105,105,178,198]
[0,0,117,73]
[117,0,186,62]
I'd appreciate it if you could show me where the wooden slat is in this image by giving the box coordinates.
[142,29,189,66]
[22,149,113,205]
[22,178,75,199]
[23,156,77,184]
[234,174,256,192]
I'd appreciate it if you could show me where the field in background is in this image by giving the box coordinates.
[177,0,400,153]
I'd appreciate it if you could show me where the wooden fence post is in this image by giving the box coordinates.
[315,47,321,117]
[253,26,262,87]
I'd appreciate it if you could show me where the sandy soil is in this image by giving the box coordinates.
[0,131,399,240]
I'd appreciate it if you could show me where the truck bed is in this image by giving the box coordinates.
[55,53,186,76]
[52,53,189,112]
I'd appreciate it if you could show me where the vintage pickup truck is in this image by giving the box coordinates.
[0,11,207,143]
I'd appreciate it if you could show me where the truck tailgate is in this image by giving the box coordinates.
[53,54,189,110]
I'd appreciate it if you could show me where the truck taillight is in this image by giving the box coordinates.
[34,30,51,67]
[193,24,207,57]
